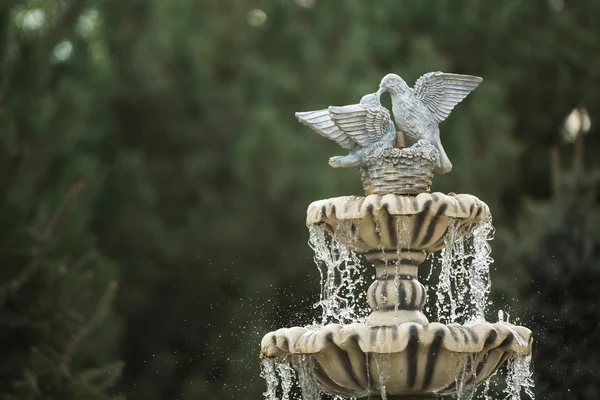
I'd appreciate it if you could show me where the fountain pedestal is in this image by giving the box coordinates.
[365,250,429,326]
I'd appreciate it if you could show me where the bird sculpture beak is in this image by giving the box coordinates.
[376,87,384,97]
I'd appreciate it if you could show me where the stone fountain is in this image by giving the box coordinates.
[260,72,534,399]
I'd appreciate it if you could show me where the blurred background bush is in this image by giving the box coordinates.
[1,0,599,399]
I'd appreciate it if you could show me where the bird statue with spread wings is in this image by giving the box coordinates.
[378,71,482,174]
[295,71,482,175]
[296,93,396,168]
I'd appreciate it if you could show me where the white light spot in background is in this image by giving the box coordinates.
[77,9,99,37]
[52,40,73,62]
[22,8,45,30]
[247,8,267,27]
[295,0,316,9]
[562,108,591,143]
[548,0,564,12]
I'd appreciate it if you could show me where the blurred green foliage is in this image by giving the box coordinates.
[506,143,600,399]
[1,0,599,399]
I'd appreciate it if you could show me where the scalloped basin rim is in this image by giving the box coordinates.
[261,322,532,357]
[306,192,490,227]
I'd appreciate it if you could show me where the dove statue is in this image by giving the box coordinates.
[377,72,482,174]
[296,93,396,168]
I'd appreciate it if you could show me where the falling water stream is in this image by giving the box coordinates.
[498,312,536,400]
[433,219,534,400]
[454,353,477,400]
[433,218,494,325]
[260,358,278,400]
[308,224,368,325]
[469,221,494,323]
[260,224,366,400]
[373,354,391,400]
[277,363,296,400]
[294,356,321,400]
[504,355,535,400]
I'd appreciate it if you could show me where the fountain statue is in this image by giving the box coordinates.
[260,72,534,399]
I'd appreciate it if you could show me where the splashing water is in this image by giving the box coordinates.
[455,353,477,400]
[495,310,535,400]
[501,315,535,400]
[278,363,296,400]
[365,353,372,398]
[262,356,323,400]
[293,355,321,400]
[433,219,494,324]
[258,224,367,400]
[498,309,510,324]
[374,353,391,400]
[375,218,385,255]
[435,220,460,323]
[308,225,368,325]
[261,359,279,400]
[428,217,530,400]
[468,220,494,323]
[480,376,493,400]
[504,355,535,400]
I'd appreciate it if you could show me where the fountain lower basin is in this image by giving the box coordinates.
[261,322,532,398]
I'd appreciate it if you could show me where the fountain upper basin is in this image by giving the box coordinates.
[307,193,490,254]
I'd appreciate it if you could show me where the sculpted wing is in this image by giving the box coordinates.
[413,72,482,123]
[328,94,391,147]
[296,94,391,149]
[295,109,356,149]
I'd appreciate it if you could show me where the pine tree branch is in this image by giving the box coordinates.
[62,280,118,363]
[80,280,118,339]
[0,180,87,306]
[39,180,87,241]
[77,360,125,389]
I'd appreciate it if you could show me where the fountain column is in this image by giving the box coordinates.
[365,250,428,326]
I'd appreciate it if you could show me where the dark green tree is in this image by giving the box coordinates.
[88,1,600,398]
[3,0,600,399]
[0,1,122,399]
[508,136,600,399]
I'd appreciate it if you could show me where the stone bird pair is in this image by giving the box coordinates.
[296,72,482,174]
